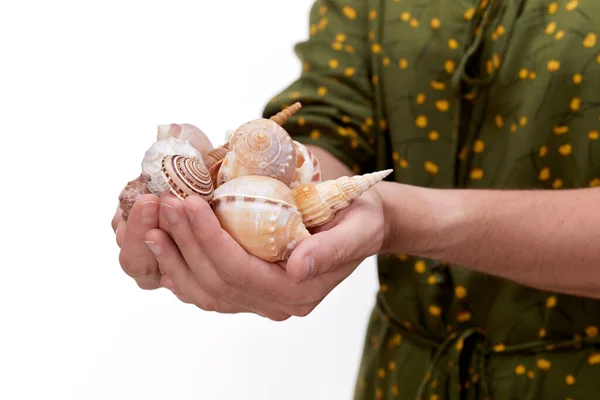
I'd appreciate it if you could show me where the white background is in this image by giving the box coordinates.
[0,1,379,399]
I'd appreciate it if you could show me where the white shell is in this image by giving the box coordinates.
[141,137,203,195]
[290,141,322,188]
[157,123,213,154]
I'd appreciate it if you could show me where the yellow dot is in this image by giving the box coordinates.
[537,359,551,371]
[429,305,442,317]
[332,41,343,50]
[377,368,386,378]
[400,11,411,21]
[495,115,504,128]
[399,58,409,69]
[529,71,537,80]
[455,285,467,299]
[570,97,581,111]
[345,44,355,53]
[427,275,437,285]
[392,152,400,162]
[548,2,558,13]
[464,8,475,20]
[546,296,557,308]
[391,385,399,396]
[342,5,357,20]
[430,80,446,90]
[486,60,493,75]
[317,86,327,96]
[493,343,506,352]
[492,54,501,68]
[457,311,472,322]
[416,115,428,128]
[589,130,599,140]
[289,91,301,99]
[310,129,321,140]
[372,75,379,85]
[590,178,600,187]
[428,131,439,141]
[328,59,339,69]
[597,53,600,63]
[372,43,382,54]
[430,17,441,29]
[515,365,526,375]
[555,30,565,40]
[559,143,572,156]
[539,328,547,338]
[584,32,597,48]
[519,68,529,79]
[380,284,389,293]
[547,60,560,72]
[553,125,569,135]
[337,126,348,136]
[383,57,391,66]
[566,0,579,11]
[496,25,506,35]
[430,395,439,400]
[298,117,306,126]
[588,352,600,365]
[319,5,328,16]
[303,62,311,72]
[545,22,557,35]
[310,24,318,36]
[344,67,356,77]
[520,116,528,126]
[335,33,346,42]
[416,93,426,104]
[566,374,576,385]
[379,119,387,130]
[375,387,383,400]
[409,18,419,27]
[388,360,397,371]
[435,100,450,112]
[318,18,329,31]
[415,260,426,273]
[470,168,484,180]
[365,117,374,126]
[510,123,517,133]
[539,167,550,181]
[573,73,583,84]
[444,60,456,73]
[369,10,377,20]
[586,325,598,337]
[448,38,459,49]
[473,140,485,153]
[341,115,351,123]
[369,30,375,41]
[459,147,468,161]
[425,161,439,175]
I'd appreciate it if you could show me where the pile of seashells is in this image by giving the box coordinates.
[118,102,392,262]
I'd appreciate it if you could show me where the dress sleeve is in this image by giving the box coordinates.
[262,0,377,174]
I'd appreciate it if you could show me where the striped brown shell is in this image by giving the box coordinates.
[160,155,214,201]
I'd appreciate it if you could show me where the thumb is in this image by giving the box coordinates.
[286,227,358,284]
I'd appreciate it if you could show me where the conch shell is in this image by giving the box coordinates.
[162,155,392,261]
[141,137,203,196]
[157,123,213,155]
[290,141,321,188]
[161,155,213,201]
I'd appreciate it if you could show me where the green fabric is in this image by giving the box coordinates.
[262,0,600,398]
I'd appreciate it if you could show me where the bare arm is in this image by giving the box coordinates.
[378,182,600,299]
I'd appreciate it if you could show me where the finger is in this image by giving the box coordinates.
[182,195,326,306]
[112,206,122,233]
[116,219,126,248]
[159,195,292,319]
[160,274,193,304]
[119,194,161,289]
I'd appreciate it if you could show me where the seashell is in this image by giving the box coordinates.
[211,176,310,262]
[290,141,322,188]
[157,123,213,154]
[217,118,297,187]
[141,137,203,196]
[118,173,151,221]
[292,169,393,228]
[160,155,214,201]
[270,102,302,126]
[204,143,230,170]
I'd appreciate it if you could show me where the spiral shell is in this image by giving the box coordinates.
[118,173,151,220]
[157,123,213,154]
[292,169,393,228]
[217,118,296,187]
[211,176,310,262]
[141,137,203,195]
[290,141,322,188]
[204,143,230,170]
[161,155,214,201]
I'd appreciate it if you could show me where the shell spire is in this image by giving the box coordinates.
[160,155,214,201]
[292,169,393,228]
[270,102,302,126]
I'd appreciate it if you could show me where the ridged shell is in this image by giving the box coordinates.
[217,118,296,187]
[211,194,310,262]
[161,155,214,201]
[118,173,151,221]
[204,143,229,170]
[213,175,296,206]
[290,141,322,188]
[292,170,393,228]
[157,123,213,154]
[141,137,203,196]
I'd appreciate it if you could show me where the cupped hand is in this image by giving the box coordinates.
[143,186,386,320]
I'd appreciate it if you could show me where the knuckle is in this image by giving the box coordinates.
[119,252,155,278]
[136,279,160,291]
[289,304,316,318]
[194,299,218,312]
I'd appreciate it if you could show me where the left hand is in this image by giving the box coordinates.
[145,185,386,319]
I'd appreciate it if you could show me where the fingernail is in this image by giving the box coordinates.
[145,241,161,255]
[298,256,315,282]
[140,201,158,221]
[161,203,179,224]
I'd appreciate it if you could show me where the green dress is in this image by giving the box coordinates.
[262,0,600,398]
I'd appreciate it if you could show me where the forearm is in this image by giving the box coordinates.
[380,183,600,298]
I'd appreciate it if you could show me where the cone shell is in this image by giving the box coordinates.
[290,141,322,188]
[160,155,214,201]
[211,177,311,262]
[293,170,393,228]
[217,118,296,187]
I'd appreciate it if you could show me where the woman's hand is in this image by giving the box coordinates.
[142,186,386,320]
